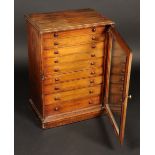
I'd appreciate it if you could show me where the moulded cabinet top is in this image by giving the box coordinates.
[25,8,114,33]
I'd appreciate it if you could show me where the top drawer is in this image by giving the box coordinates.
[43,26,105,39]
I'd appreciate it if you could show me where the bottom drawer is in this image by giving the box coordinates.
[44,96,101,116]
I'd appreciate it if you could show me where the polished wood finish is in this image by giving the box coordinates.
[25,8,132,144]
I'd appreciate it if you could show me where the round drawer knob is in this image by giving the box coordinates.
[54,107,59,111]
[54,87,60,90]
[92,27,96,32]
[91,53,95,57]
[121,69,125,73]
[92,36,96,40]
[54,96,60,100]
[54,68,59,72]
[89,90,93,94]
[54,59,59,63]
[121,77,124,81]
[54,32,58,37]
[90,62,95,65]
[55,78,60,82]
[90,79,94,83]
[54,51,59,54]
[91,44,96,48]
[89,100,93,104]
[54,42,59,46]
[90,71,95,75]
[120,87,124,91]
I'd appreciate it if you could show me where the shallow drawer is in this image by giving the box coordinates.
[44,57,104,75]
[43,42,104,58]
[43,76,103,94]
[43,33,105,49]
[110,74,125,84]
[44,67,104,85]
[109,94,123,104]
[44,49,104,67]
[44,95,101,116]
[111,56,127,66]
[109,83,124,94]
[43,26,105,39]
[44,85,103,105]
[111,64,126,75]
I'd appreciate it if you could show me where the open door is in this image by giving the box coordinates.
[104,26,132,144]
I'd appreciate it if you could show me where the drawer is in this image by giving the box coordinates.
[43,26,105,39]
[111,64,126,75]
[44,95,101,116]
[43,76,103,94]
[43,34,105,49]
[109,83,124,94]
[43,42,104,58]
[44,85,103,105]
[111,56,127,66]
[44,67,104,85]
[44,57,104,75]
[109,94,123,104]
[44,50,104,68]
[110,75,125,84]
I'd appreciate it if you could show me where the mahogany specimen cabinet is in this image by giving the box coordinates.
[25,8,132,144]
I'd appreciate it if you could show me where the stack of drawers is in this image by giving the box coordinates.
[25,9,132,143]
[42,26,105,118]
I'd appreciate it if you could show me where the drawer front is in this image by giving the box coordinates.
[43,34,105,49]
[43,76,103,94]
[43,42,104,58]
[43,26,105,39]
[44,95,101,116]
[109,94,123,104]
[44,85,103,105]
[44,49,104,67]
[110,75,125,84]
[109,84,124,94]
[44,57,104,75]
[43,67,104,85]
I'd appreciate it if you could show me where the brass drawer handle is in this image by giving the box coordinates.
[92,27,96,32]
[54,96,60,100]
[90,71,95,75]
[54,32,58,37]
[54,87,60,90]
[55,78,60,82]
[54,68,59,72]
[54,51,59,54]
[54,107,59,111]
[54,42,59,46]
[90,79,95,83]
[92,36,96,40]
[54,59,59,63]
[91,53,95,57]
[90,62,95,65]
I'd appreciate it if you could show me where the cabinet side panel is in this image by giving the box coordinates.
[26,22,43,117]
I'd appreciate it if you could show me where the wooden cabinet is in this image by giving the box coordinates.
[25,8,132,144]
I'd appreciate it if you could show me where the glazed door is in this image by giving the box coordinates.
[104,27,132,144]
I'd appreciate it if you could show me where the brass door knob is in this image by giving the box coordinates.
[54,32,58,37]
[128,95,132,99]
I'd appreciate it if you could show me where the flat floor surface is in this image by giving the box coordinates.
[15,66,140,155]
